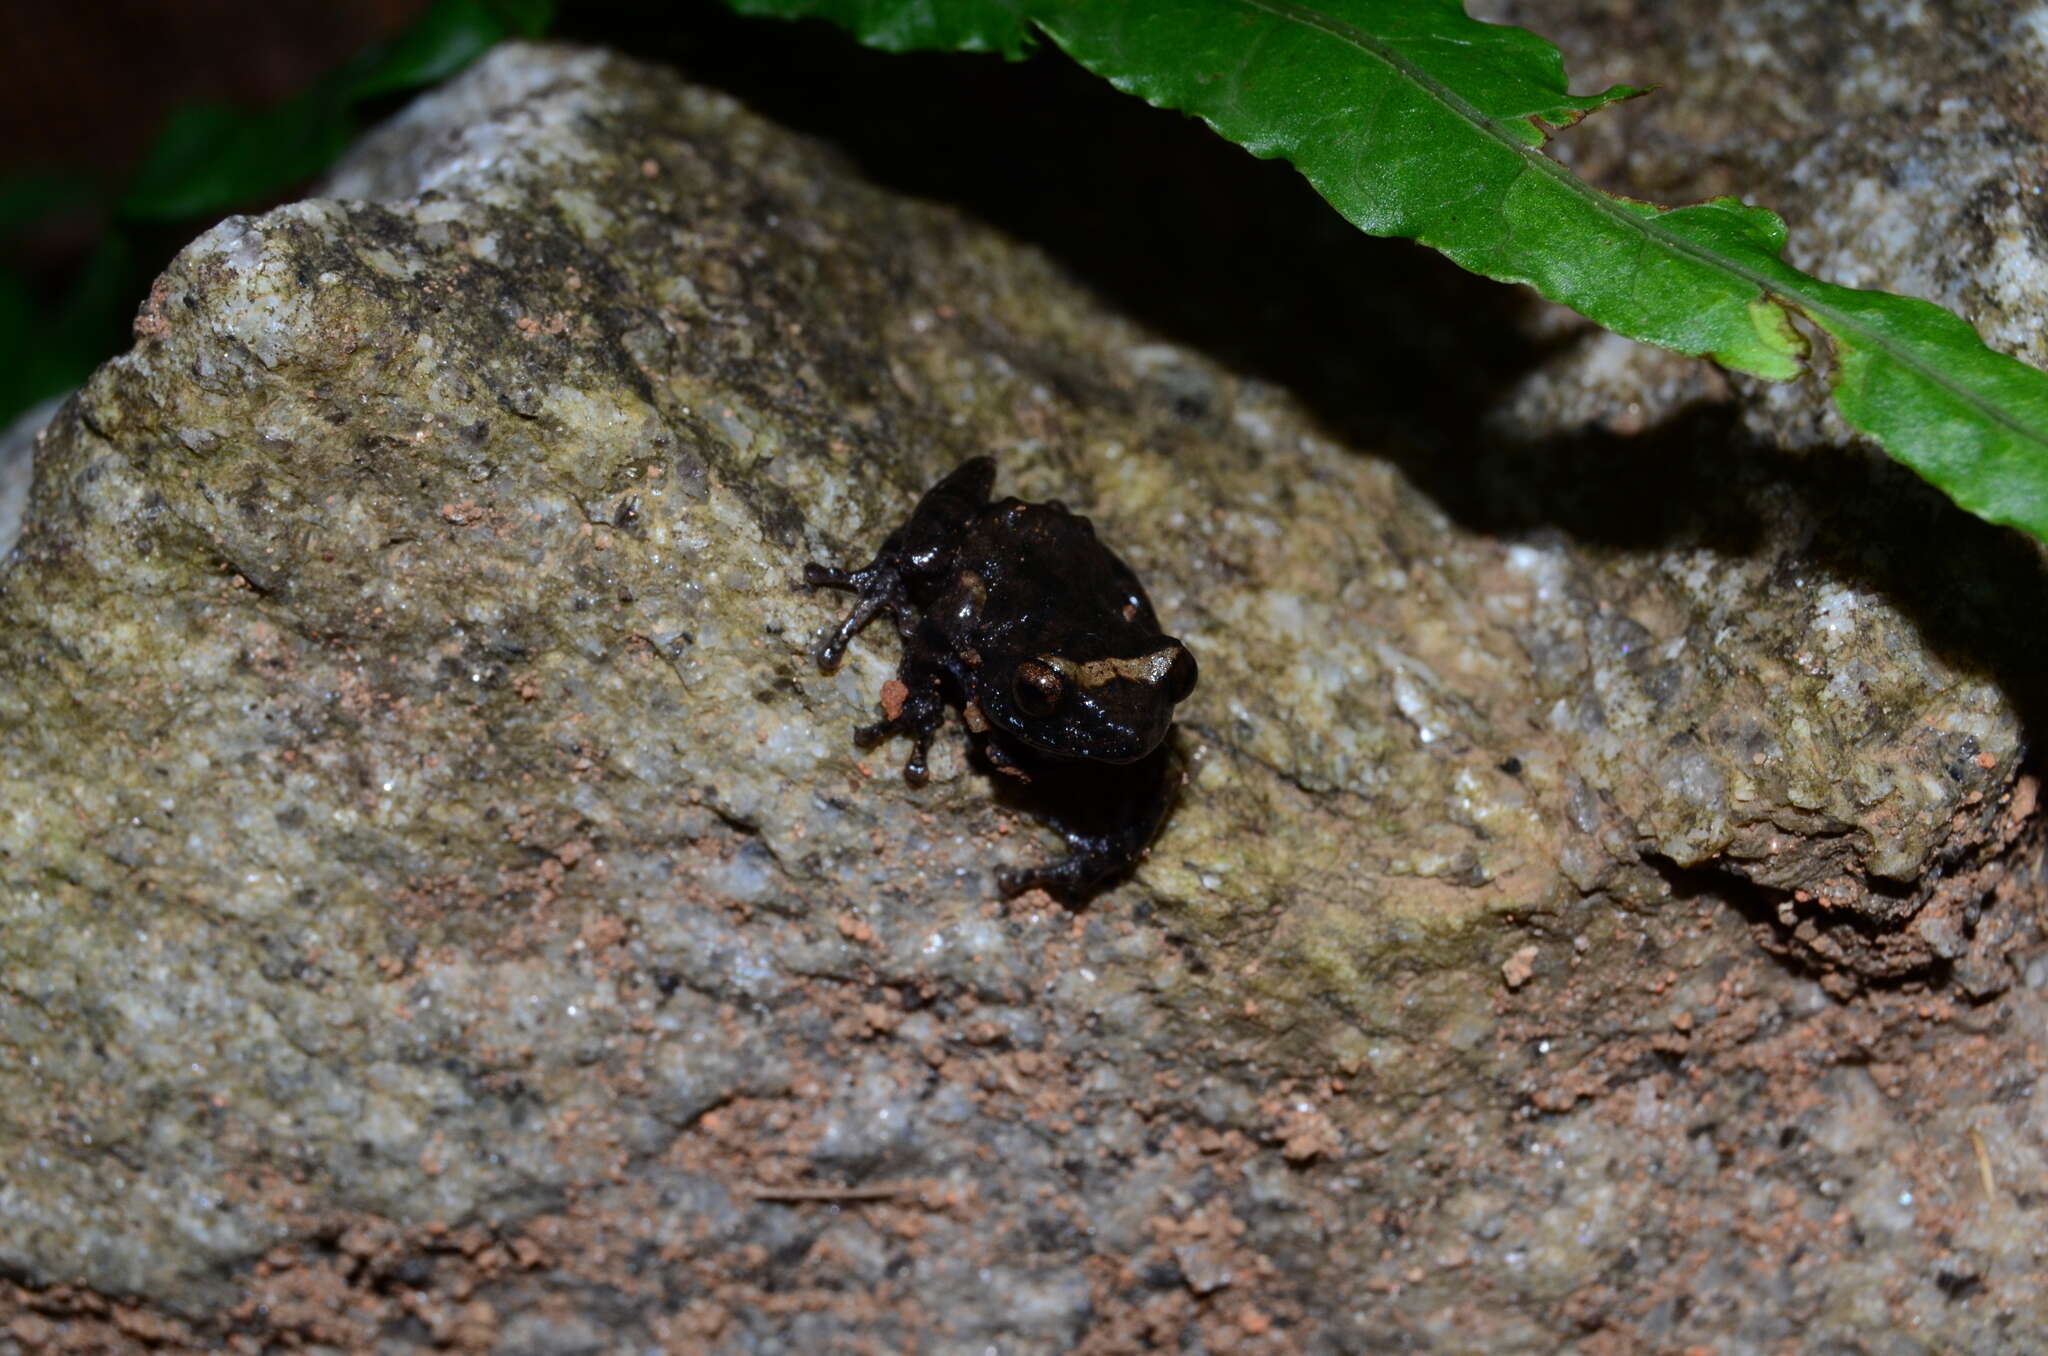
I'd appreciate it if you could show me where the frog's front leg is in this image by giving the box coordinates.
[852,650,950,786]
[802,561,918,670]
[979,736,1033,785]
[802,457,994,670]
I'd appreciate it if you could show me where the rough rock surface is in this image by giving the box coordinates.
[0,398,54,561]
[1483,0,2048,983]
[1,16,2045,1354]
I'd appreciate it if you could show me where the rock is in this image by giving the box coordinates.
[1,16,2044,1352]
[1479,0,2048,978]
[1501,944,1539,991]
[0,396,58,559]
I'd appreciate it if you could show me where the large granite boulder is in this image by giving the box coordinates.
[2,16,2044,1351]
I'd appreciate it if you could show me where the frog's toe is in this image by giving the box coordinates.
[852,717,896,748]
[851,717,929,786]
[802,562,852,589]
[994,858,1082,900]
[813,587,893,671]
[900,729,935,785]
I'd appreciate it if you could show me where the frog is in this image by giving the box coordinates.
[804,456,1198,899]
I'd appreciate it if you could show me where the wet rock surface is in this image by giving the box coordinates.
[1,13,2045,1353]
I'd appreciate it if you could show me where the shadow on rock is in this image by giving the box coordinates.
[609,7,2048,752]
[1413,402,2048,744]
[596,4,2048,1003]
[568,2,1555,453]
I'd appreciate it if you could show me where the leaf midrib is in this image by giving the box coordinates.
[1219,0,2043,460]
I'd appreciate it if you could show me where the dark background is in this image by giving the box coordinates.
[0,2,427,182]
[0,0,429,297]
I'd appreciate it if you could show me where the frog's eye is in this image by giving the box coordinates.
[1012,661,1064,718]
[1164,647,1198,704]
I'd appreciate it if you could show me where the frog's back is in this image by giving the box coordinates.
[960,498,1164,653]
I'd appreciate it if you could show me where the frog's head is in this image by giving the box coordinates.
[979,639,1198,763]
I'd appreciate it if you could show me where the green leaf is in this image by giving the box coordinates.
[0,0,559,429]
[725,0,2048,545]
[489,0,559,36]
[722,0,1037,57]
[118,96,355,222]
[121,0,556,221]
[341,0,559,102]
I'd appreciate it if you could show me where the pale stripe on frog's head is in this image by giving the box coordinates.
[1041,647,1182,689]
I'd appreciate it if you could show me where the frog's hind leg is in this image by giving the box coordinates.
[900,457,995,545]
[994,743,1179,901]
[853,660,949,786]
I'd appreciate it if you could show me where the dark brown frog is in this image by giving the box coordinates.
[806,457,1196,898]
